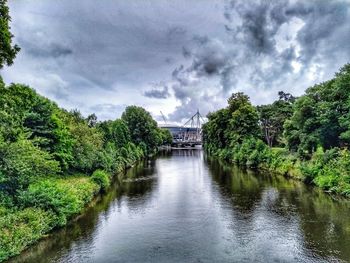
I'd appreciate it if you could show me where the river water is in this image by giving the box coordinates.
[10,149,350,263]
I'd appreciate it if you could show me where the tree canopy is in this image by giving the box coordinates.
[0,0,20,68]
[203,92,260,152]
[121,106,163,153]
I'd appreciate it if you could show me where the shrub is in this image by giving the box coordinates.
[0,207,56,262]
[0,192,13,208]
[0,139,61,195]
[91,170,111,191]
[19,176,99,226]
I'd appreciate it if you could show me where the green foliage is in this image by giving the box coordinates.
[97,119,131,148]
[121,106,162,153]
[202,108,231,151]
[284,64,350,156]
[227,92,260,143]
[0,0,20,68]
[91,170,110,190]
[300,148,350,195]
[0,207,56,262]
[67,110,104,173]
[0,139,61,195]
[203,64,350,197]
[0,79,159,261]
[19,176,99,226]
[159,128,173,145]
[257,91,295,147]
[51,111,74,170]
[203,92,260,153]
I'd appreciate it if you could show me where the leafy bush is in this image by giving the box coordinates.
[91,170,111,190]
[0,139,61,195]
[0,207,56,262]
[19,176,99,226]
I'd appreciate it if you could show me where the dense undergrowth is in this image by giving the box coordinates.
[203,64,350,197]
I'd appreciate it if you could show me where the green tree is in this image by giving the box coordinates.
[121,106,161,153]
[257,91,295,147]
[0,0,20,68]
[284,64,350,157]
[67,110,104,173]
[159,128,173,145]
[202,108,231,151]
[0,139,60,195]
[226,92,260,145]
[203,92,260,153]
[97,119,131,149]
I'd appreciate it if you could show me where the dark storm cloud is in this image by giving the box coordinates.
[144,83,170,99]
[224,0,350,66]
[168,0,350,122]
[182,46,192,58]
[173,37,235,91]
[2,0,350,123]
[21,40,73,58]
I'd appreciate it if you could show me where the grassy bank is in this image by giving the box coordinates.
[0,172,111,262]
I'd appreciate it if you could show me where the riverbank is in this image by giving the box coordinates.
[207,139,350,197]
[0,164,139,262]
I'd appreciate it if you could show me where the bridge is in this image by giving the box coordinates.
[159,110,206,147]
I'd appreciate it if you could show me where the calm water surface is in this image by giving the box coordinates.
[11,150,350,262]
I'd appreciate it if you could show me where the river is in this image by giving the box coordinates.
[10,149,350,262]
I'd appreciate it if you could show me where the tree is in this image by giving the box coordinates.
[0,0,20,68]
[257,92,295,147]
[202,92,260,152]
[97,119,131,149]
[226,92,260,144]
[284,64,350,157]
[66,112,104,173]
[86,113,97,128]
[121,106,161,153]
[278,91,295,103]
[0,139,60,195]
[159,128,173,145]
[202,108,231,151]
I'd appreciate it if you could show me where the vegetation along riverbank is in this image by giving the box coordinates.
[0,81,172,261]
[203,63,350,197]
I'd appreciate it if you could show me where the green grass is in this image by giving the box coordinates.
[0,174,101,262]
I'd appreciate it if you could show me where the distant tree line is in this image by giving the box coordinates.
[203,64,350,196]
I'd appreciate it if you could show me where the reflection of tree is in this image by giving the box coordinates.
[10,160,158,263]
[292,190,350,261]
[206,156,263,216]
[205,154,350,262]
[115,160,158,210]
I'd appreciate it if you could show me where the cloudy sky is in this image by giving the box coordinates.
[1,0,350,123]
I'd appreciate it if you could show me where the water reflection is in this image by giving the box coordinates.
[207,156,350,262]
[9,150,350,263]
